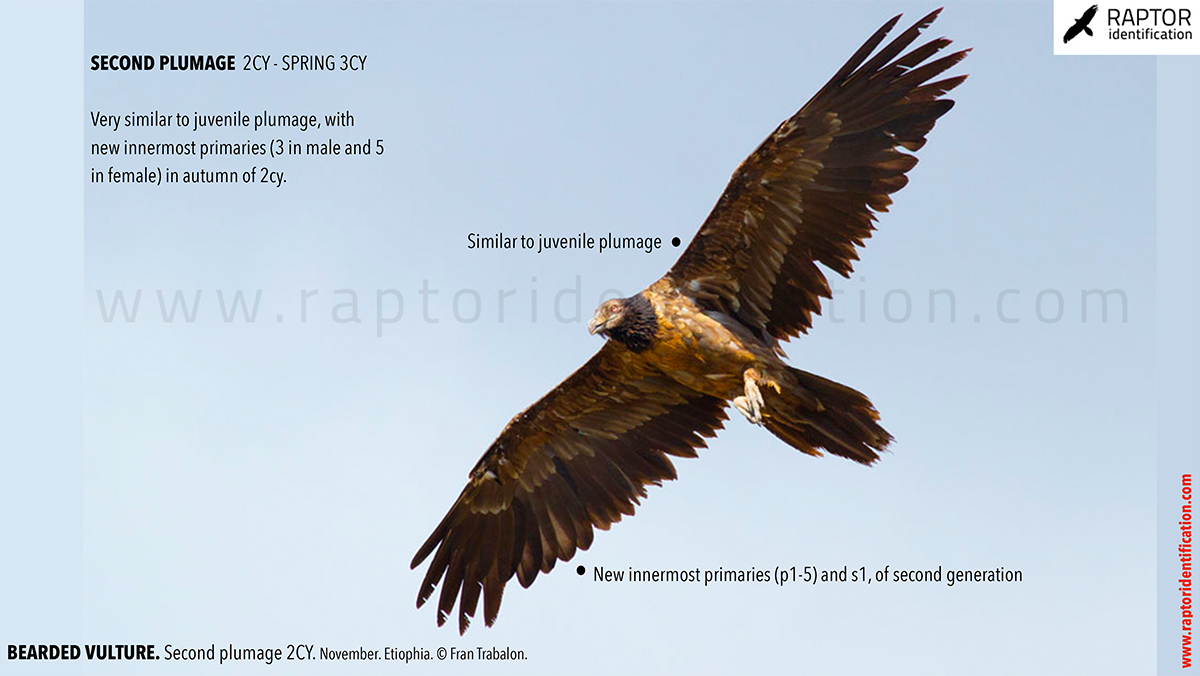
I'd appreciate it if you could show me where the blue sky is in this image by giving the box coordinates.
[1,2,1185,674]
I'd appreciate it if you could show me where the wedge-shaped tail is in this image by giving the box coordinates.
[761,367,893,465]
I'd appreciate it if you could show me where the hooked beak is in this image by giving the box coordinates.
[587,315,604,335]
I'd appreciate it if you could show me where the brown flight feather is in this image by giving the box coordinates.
[412,9,966,633]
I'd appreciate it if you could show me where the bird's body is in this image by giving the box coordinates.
[593,280,892,463]
[1064,4,1099,43]
[412,9,968,633]
[634,281,763,398]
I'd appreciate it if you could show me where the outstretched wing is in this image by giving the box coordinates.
[666,9,968,344]
[411,341,728,633]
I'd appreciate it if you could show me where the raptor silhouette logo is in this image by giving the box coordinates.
[1064,4,1100,42]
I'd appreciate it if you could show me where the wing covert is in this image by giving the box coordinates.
[667,9,968,343]
[410,341,728,633]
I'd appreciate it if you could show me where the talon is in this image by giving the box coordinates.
[735,368,765,426]
[733,396,761,425]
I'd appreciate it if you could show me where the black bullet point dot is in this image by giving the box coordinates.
[576,565,585,575]
[671,237,681,247]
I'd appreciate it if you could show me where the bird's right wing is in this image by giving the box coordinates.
[411,340,728,633]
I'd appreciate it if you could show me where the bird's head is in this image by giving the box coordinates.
[588,298,627,336]
[586,293,658,352]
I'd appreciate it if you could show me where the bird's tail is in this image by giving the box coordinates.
[760,367,892,465]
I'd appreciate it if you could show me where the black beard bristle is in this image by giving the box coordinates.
[607,293,657,353]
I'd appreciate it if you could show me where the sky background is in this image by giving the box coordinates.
[0,1,1180,674]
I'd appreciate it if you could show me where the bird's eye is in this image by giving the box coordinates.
[609,305,618,314]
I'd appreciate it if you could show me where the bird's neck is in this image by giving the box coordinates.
[609,293,658,353]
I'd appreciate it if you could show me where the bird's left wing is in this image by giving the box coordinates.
[666,10,967,344]
[411,341,728,633]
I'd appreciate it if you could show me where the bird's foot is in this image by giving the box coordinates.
[734,369,765,425]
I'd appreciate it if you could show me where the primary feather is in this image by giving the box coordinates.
[411,9,967,634]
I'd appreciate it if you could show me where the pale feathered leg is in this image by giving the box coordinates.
[733,368,766,425]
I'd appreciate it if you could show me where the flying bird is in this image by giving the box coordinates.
[412,9,968,633]
[1063,5,1099,43]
